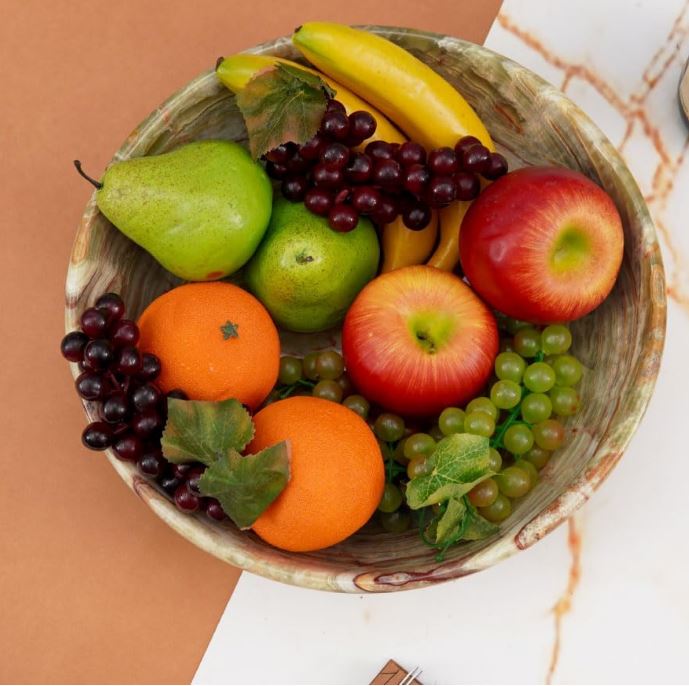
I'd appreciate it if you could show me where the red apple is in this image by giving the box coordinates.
[459,166,624,324]
[342,266,498,417]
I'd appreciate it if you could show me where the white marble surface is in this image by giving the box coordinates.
[193,2,689,683]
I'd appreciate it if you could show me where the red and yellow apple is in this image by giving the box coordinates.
[342,266,498,417]
[459,166,624,324]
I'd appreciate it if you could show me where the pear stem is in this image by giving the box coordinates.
[215,56,225,71]
[73,160,102,189]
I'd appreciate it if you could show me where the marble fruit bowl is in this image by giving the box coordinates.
[65,27,666,592]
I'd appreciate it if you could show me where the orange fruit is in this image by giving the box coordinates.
[137,282,279,408]
[249,396,385,552]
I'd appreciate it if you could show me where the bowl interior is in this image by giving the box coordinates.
[65,27,665,592]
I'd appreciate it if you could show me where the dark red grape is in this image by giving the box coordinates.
[204,498,227,521]
[304,188,334,216]
[351,186,381,214]
[320,142,350,170]
[403,164,431,196]
[167,389,188,401]
[286,151,310,175]
[328,204,359,232]
[82,421,114,450]
[462,144,491,174]
[265,142,296,164]
[95,293,125,323]
[372,159,402,188]
[101,391,130,424]
[132,383,163,412]
[111,319,139,348]
[186,466,205,495]
[115,345,142,375]
[403,202,432,230]
[312,163,344,188]
[326,99,346,114]
[83,339,114,371]
[137,449,165,478]
[344,152,372,183]
[397,141,426,166]
[321,110,349,141]
[61,331,89,362]
[426,176,456,207]
[334,187,351,204]
[113,433,143,462]
[483,152,508,180]
[372,196,399,225]
[428,147,459,175]
[455,172,481,201]
[281,176,308,201]
[265,161,288,179]
[159,472,182,496]
[454,135,481,157]
[299,133,326,161]
[346,111,377,145]
[138,353,161,381]
[131,409,163,438]
[80,307,108,338]
[174,483,201,512]
[365,140,395,161]
[173,464,193,480]
[75,371,108,400]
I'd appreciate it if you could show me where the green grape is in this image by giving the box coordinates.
[302,351,320,381]
[380,509,411,533]
[428,424,445,442]
[533,419,565,450]
[374,413,406,442]
[464,411,496,437]
[342,394,370,419]
[520,393,552,423]
[513,327,541,358]
[494,351,527,383]
[488,447,503,472]
[315,350,345,380]
[263,389,281,406]
[466,397,499,421]
[515,459,539,487]
[438,407,465,435]
[550,386,580,416]
[552,354,583,387]
[506,318,532,335]
[468,477,499,507]
[394,438,409,464]
[523,362,556,393]
[403,433,436,460]
[495,465,531,498]
[490,380,522,410]
[500,338,516,353]
[407,455,432,479]
[378,483,403,513]
[278,356,303,385]
[524,446,551,470]
[541,325,572,355]
[503,423,534,455]
[479,493,512,523]
[337,373,355,397]
[312,379,343,403]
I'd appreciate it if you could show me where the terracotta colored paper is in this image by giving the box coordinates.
[0,1,500,682]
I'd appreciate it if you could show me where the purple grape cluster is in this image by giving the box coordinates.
[60,292,226,521]
[265,99,508,232]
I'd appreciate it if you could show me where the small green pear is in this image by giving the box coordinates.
[75,140,272,281]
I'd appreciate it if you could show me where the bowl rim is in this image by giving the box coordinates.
[65,25,667,592]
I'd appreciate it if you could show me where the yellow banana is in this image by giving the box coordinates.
[292,22,493,150]
[427,202,471,271]
[381,212,438,273]
[216,53,404,144]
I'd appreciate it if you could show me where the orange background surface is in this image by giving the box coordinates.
[0,1,500,683]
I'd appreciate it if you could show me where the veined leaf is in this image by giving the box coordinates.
[435,497,467,545]
[461,500,499,541]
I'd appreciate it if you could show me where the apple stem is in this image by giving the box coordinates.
[73,161,102,189]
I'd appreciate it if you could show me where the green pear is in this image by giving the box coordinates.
[76,141,272,281]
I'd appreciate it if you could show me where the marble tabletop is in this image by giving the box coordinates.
[193,1,689,683]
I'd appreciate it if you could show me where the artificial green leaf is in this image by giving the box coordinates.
[435,497,467,545]
[237,63,335,158]
[461,500,499,541]
[161,397,254,466]
[406,434,492,509]
[198,442,291,529]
